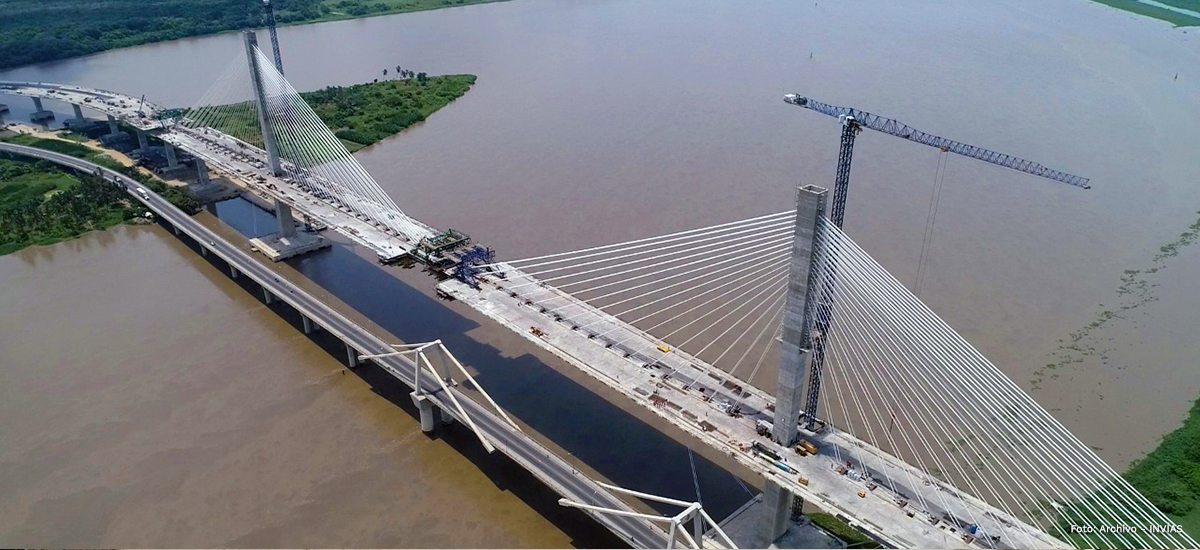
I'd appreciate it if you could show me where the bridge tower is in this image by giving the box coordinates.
[242,30,282,177]
[772,184,826,447]
[758,184,826,546]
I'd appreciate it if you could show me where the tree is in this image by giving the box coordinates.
[383,68,388,75]
[417,72,427,85]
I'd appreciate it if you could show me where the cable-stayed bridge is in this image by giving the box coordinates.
[3,30,1194,550]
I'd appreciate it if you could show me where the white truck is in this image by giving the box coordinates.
[136,187,149,200]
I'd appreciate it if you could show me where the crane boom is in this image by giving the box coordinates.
[783,94,1090,189]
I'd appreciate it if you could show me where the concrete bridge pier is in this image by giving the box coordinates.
[196,158,211,185]
[346,344,359,367]
[441,406,456,425]
[135,129,150,152]
[107,114,120,135]
[164,143,179,168]
[757,479,794,547]
[301,314,316,334]
[263,287,274,304]
[275,199,295,236]
[230,265,239,279]
[67,103,87,128]
[411,391,436,433]
[200,246,208,257]
[30,97,53,121]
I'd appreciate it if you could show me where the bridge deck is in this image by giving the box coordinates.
[163,128,433,261]
[438,266,1069,550]
[0,81,164,130]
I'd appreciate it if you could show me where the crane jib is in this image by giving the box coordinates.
[784,95,1090,189]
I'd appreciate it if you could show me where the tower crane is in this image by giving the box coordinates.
[782,93,1089,430]
[262,0,285,75]
[783,94,1089,227]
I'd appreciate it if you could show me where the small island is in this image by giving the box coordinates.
[194,73,475,152]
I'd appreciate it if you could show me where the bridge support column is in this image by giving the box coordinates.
[440,406,455,425]
[757,479,794,547]
[412,391,436,433]
[773,184,827,446]
[200,246,208,257]
[107,114,120,135]
[275,199,295,237]
[196,158,211,185]
[346,343,359,367]
[263,288,274,304]
[30,97,53,121]
[164,143,179,168]
[69,103,86,127]
[230,265,239,279]
[302,314,314,334]
[135,129,149,152]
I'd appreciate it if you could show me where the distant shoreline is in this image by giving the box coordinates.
[1089,0,1200,26]
[0,0,512,71]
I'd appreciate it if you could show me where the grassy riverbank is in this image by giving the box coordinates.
[1124,397,1200,537]
[0,0,509,71]
[195,74,475,151]
[0,134,200,255]
[1089,0,1200,26]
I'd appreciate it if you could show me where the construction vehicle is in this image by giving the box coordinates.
[798,439,818,455]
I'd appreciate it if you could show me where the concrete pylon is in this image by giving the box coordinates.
[243,31,282,176]
[165,143,179,168]
[772,184,827,447]
[107,114,120,135]
[136,129,149,152]
[275,199,296,237]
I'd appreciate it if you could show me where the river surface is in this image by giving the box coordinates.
[2,0,1200,542]
[0,225,591,547]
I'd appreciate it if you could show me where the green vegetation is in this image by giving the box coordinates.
[0,155,138,255]
[0,134,201,255]
[1089,0,1200,26]
[808,513,881,548]
[0,0,509,71]
[196,74,475,151]
[1124,397,1200,538]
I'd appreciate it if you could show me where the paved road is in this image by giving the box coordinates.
[0,142,671,549]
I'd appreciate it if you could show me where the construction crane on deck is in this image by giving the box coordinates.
[782,93,1089,430]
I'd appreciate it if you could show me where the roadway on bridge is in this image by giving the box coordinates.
[0,141,672,549]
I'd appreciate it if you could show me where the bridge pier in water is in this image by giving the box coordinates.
[30,97,53,121]
[411,391,436,433]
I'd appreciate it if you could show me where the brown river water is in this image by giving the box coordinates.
[0,225,581,547]
[2,0,1200,544]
